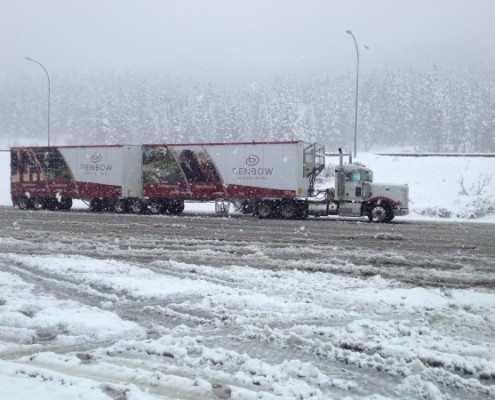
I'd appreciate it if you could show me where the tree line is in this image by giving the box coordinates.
[1,65,494,152]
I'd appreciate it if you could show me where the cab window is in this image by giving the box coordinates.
[362,170,373,182]
[345,171,361,182]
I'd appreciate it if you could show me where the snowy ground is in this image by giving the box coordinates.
[0,147,494,399]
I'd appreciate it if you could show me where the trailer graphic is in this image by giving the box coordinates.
[10,141,409,222]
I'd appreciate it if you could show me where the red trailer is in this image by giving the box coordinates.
[10,145,142,211]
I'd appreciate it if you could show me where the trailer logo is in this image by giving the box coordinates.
[81,152,112,175]
[232,154,273,179]
[246,155,260,166]
[91,152,102,163]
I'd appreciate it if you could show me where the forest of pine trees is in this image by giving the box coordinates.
[1,65,494,152]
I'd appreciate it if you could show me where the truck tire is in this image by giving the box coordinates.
[168,200,185,215]
[58,197,73,210]
[45,198,59,210]
[32,197,46,210]
[18,196,33,210]
[148,200,164,215]
[89,198,103,212]
[240,200,254,214]
[257,201,272,219]
[294,202,309,220]
[113,199,128,214]
[280,200,296,219]
[368,203,392,223]
[128,198,144,214]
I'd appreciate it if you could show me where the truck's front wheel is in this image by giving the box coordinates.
[368,203,392,223]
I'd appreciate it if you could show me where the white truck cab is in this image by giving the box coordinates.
[334,149,409,222]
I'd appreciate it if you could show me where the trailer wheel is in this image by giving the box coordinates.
[280,200,296,219]
[240,200,254,214]
[128,198,144,214]
[113,199,128,214]
[32,197,46,210]
[89,198,103,212]
[45,198,59,210]
[58,197,73,210]
[148,200,164,215]
[18,196,33,210]
[168,199,185,215]
[368,203,392,223]
[257,201,272,219]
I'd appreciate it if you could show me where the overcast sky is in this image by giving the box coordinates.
[1,0,494,80]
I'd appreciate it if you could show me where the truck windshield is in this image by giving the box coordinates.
[345,171,361,182]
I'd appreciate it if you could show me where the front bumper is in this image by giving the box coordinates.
[393,207,409,216]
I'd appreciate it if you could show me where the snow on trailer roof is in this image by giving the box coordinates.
[143,140,309,147]
[10,141,317,150]
[9,144,127,150]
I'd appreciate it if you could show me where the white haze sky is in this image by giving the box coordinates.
[1,0,495,80]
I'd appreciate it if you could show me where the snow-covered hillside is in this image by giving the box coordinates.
[1,149,493,222]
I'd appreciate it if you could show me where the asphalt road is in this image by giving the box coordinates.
[1,205,494,289]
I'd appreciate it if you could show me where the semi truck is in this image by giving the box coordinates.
[10,140,409,222]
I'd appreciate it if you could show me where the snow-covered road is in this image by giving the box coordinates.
[1,207,494,399]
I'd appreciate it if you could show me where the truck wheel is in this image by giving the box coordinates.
[113,199,128,214]
[257,201,272,219]
[240,200,254,214]
[45,198,58,210]
[148,200,164,214]
[168,200,185,215]
[59,197,73,210]
[32,197,46,210]
[18,196,33,210]
[368,203,392,223]
[280,200,296,219]
[128,198,144,214]
[294,203,309,220]
[89,198,103,212]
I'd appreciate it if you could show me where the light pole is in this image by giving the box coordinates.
[25,57,51,146]
[346,30,359,156]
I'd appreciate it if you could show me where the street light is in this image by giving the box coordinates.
[25,57,51,146]
[346,30,359,157]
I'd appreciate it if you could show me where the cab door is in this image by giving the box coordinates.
[344,170,364,201]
